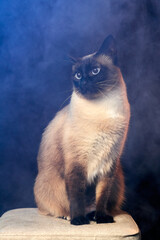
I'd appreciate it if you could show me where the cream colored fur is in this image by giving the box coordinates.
[64,79,130,183]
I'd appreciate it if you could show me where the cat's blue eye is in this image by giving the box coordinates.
[91,67,101,75]
[75,72,82,80]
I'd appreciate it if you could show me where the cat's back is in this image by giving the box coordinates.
[43,105,69,139]
[37,105,69,170]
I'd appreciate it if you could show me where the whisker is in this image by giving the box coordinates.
[96,83,114,87]
[59,88,73,94]
[96,83,116,89]
[97,79,118,93]
[105,81,118,92]
[59,93,73,110]
[96,79,117,84]
[98,89,107,97]
[75,90,80,95]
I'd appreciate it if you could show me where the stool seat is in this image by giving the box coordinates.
[0,208,140,240]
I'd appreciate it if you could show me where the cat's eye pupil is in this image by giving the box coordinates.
[92,67,100,75]
[75,72,82,80]
[93,68,98,73]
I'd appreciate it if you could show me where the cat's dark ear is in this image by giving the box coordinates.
[97,35,118,65]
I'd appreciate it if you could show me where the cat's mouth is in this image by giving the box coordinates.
[73,77,119,99]
[74,83,103,99]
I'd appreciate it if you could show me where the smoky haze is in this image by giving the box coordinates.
[0,0,160,239]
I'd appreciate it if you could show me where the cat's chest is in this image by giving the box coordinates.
[86,132,113,183]
[68,91,129,182]
[70,90,127,122]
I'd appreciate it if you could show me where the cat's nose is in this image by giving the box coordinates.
[80,79,87,86]
[79,79,87,93]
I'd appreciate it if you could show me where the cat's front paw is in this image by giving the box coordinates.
[71,216,90,225]
[86,211,96,221]
[96,212,114,224]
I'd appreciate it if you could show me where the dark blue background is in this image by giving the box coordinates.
[0,1,160,239]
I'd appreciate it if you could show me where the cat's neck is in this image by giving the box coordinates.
[69,82,130,122]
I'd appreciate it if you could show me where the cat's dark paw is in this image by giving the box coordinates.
[71,216,90,225]
[96,212,114,224]
[86,211,96,221]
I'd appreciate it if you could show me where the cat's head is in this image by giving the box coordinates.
[71,35,122,99]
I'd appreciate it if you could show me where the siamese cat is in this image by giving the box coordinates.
[34,35,130,225]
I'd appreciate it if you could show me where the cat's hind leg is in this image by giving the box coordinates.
[107,163,125,215]
[34,171,70,218]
